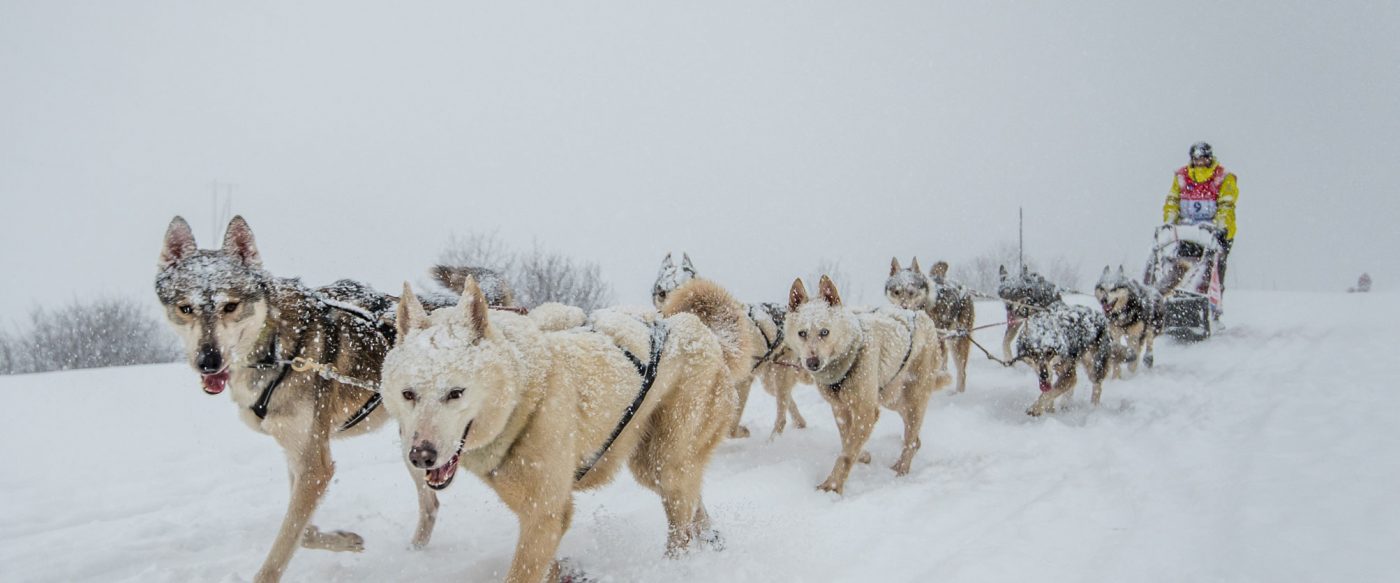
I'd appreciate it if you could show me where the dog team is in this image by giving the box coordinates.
[154,216,1167,583]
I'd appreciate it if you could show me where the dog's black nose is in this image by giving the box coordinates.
[805,356,821,371]
[197,346,223,374]
[410,443,438,469]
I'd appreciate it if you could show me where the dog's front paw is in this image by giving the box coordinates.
[698,528,726,552]
[891,460,912,476]
[729,425,751,439]
[302,526,364,552]
[816,478,845,494]
[857,451,872,464]
[556,558,595,583]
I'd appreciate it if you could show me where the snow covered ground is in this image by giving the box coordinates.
[2,291,1396,582]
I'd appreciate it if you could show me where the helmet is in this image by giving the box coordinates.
[1189,141,1214,161]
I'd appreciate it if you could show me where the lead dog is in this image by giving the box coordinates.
[380,277,743,583]
[155,216,437,582]
[786,276,949,494]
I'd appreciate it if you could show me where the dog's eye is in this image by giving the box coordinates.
[178,305,193,315]
[819,328,830,338]
[401,390,416,402]
[222,302,240,314]
[797,330,808,339]
[446,388,465,401]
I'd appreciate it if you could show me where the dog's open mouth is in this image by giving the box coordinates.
[201,370,230,395]
[424,421,473,490]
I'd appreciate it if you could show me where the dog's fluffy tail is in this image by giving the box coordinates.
[661,278,752,383]
[430,265,516,308]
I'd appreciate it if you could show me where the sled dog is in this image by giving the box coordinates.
[786,276,950,494]
[430,264,517,307]
[380,276,742,583]
[885,258,975,392]
[1014,301,1116,416]
[653,252,809,438]
[155,216,437,583]
[996,265,1063,361]
[1094,265,1166,375]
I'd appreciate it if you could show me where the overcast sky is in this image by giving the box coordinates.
[2,1,1397,322]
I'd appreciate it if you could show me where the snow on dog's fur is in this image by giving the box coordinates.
[785,275,950,494]
[885,257,976,392]
[154,216,436,583]
[1014,301,1117,416]
[381,276,740,583]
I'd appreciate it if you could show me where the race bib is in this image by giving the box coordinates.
[1181,199,1217,222]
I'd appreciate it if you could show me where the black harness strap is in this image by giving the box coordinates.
[575,321,670,482]
[338,394,383,431]
[825,312,918,394]
[248,332,300,421]
[747,306,781,371]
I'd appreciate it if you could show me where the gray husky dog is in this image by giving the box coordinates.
[155,216,437,583]
[885,257,976,392]
[996,265,1063,361]
[1094,265,1165,375]
[653,252,809,438]
[1014,301,1116,416]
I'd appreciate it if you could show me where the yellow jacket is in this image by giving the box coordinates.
[1164,162,1238,240]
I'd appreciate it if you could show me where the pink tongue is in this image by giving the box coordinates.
[202,372,229,395]
[1038,379,1052,393]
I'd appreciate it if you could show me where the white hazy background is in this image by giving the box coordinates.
[2,0,1397,317]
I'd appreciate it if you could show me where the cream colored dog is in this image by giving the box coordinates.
[785,276,950,494]
[380,277,743,583]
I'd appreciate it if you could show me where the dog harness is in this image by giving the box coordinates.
[575,320,671,482]
[826,312,918,394]
[245,308,384,432]
[748,303,786,372]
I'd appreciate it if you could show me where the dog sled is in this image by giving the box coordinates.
[1142,223,1224,341]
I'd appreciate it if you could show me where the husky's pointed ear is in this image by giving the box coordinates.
[788,278,809,312]
[911,257,922,274]
[458,275,491,339]
[661,252,673,269]
[931,261,949,280]
[159,216,197,269]
[890,257,901,276]
[999,264,1008,281]
[681,252,695,274]
[1118,265,1126,277]
[221,216,261,268]
[397,282,430,340]
[818,275,843,307]
[1102,265,1112,276]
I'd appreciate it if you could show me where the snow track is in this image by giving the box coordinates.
[1,292,1395,582]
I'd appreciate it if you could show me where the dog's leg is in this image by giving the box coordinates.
[1001,321,1019,362]
[256,416,349,583]
[891,392,930,476]
[818,398,878,494]
[1028,363,1076,416]
[1126,323,1146,376]
[506,509,569,583]
[1143,328,1157,369]
[729,378,753,439]
[406,461,439,549]
[954,337,971,393]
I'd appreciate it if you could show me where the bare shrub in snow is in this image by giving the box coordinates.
[3,297,181,374]
[952,241,1083,295]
